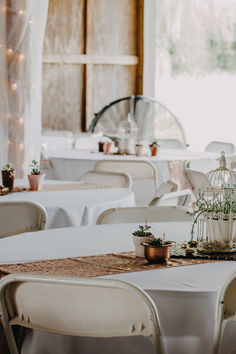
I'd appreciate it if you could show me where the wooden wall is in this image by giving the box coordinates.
[42,0,143,132]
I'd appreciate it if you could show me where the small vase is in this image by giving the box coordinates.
[2,170,15,190]
[135,145,143,157]
[133,235,152,257]
[28,174,45,191]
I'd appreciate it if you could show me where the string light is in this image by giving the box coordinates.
[18,53,24,61]
[28,19,33,24]
[18,9,25,16]
[7,48,13,55]
[19,143,24,151]
[11,83,18,90]
[18,117,24,125]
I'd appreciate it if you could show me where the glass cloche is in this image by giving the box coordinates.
[207,151,236,187]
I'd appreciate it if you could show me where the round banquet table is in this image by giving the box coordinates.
[0,222,236,354]
[0,181,135,228]
[42,148,224,185]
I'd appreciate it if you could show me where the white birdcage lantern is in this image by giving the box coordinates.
[195,187,236,253]
[207,151,236,187]
[117,113,138,154]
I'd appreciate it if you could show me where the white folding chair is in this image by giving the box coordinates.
[213,270,236,354]
[96,205,193,224]
[0,273,165,354]
[79,170,132,189]
[158,139,186,150]
[95,160,158,205]
[0,201,47,238]
[149,189,194,207]
[205,141,235,154]
[184,169,212,197]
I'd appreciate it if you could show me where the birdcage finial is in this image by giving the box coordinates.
[219,151,226,169]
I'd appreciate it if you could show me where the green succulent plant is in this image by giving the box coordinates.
[132,225,152,237]
[29,160,41,175]
[2,164,14,172]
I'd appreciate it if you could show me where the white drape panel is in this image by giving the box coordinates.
[1,0,48,176]
[0,0,8,170]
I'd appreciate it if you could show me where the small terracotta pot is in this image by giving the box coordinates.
[142,242,175,263]
[2,170,15,190]
[135,145,143,157]
[103,142,112,154]
[149,145,159,156]
[133,235,152,257]
[28,174,45,191]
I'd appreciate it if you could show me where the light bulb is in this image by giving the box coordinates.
[19,143,24,151]
[18,9,25,16]
[18,54,24,61]
[7,48,13,55]
[11,83,17,90]
[28,19,33,24]
[18,117,24,125]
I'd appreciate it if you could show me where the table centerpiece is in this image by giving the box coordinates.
[190,186,236,253]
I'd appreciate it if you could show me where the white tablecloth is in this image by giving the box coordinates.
[1,222,236,354]
[0,183,135,228]
[42,149,223,185]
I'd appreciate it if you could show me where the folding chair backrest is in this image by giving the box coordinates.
[205,141,235,154]
[213,270,236,354]
[150,189,193,207]
[96,205,193,224]
[42,130,73,138]
[0,201,47,238]
[79,170,132,188]
[184,169,212,196]
[158,139,186,150]
[0,274,164,354]
[95,160,158,205]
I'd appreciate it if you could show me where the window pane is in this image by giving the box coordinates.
[155,0,236,150]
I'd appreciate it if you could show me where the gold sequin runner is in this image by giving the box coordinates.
[0,251,218,280]
[10,182,113,193]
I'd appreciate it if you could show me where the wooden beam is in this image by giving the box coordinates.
[137,0,144,94]
[43,54,139,66]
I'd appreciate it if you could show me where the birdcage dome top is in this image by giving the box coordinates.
[207,151,236,187]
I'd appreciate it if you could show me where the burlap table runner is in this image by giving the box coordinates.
[10,182,113,194]
[0,251,218,354]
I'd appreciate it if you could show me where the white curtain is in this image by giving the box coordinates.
[0,0,48,177]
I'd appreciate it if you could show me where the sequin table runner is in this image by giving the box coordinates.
[10,182,113,193]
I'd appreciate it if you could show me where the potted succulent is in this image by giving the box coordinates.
[142,234,175,263]
[28,160,45,190]
[132,223,153,257]
[135,143,143,157]
[1,164,15,190]
[149,141,160,156]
